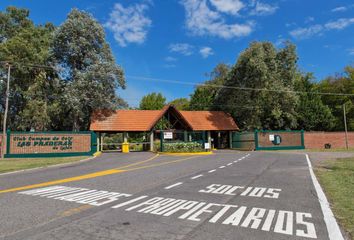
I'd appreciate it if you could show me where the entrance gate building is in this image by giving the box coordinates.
[90,105,239,152]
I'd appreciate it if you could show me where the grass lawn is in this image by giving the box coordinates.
[315,158,354,239]
[0,156,89,174]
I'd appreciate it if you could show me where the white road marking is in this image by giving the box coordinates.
[208,169,216,173]
[191,174,203,180]
[125,196,317,238]
[227,163,232,166]
[165,182,183,190]
[305,154,344,240]
[112,196,148,209]
[233,161,238,163]
[199,184,281,199]
[219,166,225,169]
[19,184,317,239]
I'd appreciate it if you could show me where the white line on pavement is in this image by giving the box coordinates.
[191,174,203,180]
[164,182,183,190]
[208,169,216,173]
[219,166,225,169]
[227,163,232,166]
[305,154,344,240]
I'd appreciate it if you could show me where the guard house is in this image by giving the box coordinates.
[90,105,239,151]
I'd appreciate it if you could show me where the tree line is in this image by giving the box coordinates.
[140,42,354,131]
[1,7,353,132]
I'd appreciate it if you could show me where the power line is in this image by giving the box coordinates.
[0,61,56,70]
[126,75,354,97]
[1,62,353,97]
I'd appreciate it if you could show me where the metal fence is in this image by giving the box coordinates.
[231,130,305,151]
[231,132,255,150]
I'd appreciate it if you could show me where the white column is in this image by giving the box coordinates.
[100,133,104,151]
[97,132,100,152]
[123,132,128,142]
[150,131,154,151]
[207,131,211,148]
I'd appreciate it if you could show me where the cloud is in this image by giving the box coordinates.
[104,2,152,47]
[289,18,354,40]
[163,64,177,68]
[180,0,254,39]
[289,25,323,39]
[209,0,244,15]
[305,16,315,23]
[165,56,178,62]
[199,46,214,58]
[331,6,347,12]
[249,1,278,16]
[348,48,354,55]
[325,18,354,30]
[169,43,194,56]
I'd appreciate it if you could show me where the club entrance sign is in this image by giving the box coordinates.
[5,131,97,158]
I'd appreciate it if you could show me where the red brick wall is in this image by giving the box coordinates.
[9,133,91,154]
[304,132,354,149]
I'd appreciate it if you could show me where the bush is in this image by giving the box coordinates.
[163,142,204,152]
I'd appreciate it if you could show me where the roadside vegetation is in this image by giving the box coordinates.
[0,156,88,174]
[1,7,353,134]
[315,158,354,239]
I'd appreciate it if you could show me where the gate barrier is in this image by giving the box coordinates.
[232,130,305,151]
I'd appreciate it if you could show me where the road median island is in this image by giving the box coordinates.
[314,157,354,239]
[0,156,90,174]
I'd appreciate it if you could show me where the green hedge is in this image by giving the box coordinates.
[164,142,204,152]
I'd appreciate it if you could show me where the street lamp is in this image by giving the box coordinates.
[1,63,10,159]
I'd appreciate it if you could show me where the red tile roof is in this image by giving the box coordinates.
[180,111,239,131]
[90,105,239,132]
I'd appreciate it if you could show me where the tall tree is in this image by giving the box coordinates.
[214,42,299,130]
[189,63,230,110]
[52,9,125,130]
[317,66,354,130]
[295,73,335,130]
[139,92,166,110]
[169,98,190,110]
[0,7,57,130]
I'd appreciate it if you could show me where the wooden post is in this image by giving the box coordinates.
[343,104,349,150]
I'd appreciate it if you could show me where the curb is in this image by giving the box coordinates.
[93,151,102,157]
[158,151,213,156]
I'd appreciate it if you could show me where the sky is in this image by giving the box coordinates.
[1,0,354,107]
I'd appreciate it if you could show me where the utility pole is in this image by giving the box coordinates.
[343,103,349,150]
[1,63,10,159]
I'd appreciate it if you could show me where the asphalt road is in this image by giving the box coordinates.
[0,151,331,240]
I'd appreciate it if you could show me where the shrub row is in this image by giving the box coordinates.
[163,142,204,152]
